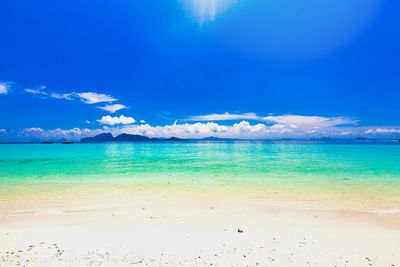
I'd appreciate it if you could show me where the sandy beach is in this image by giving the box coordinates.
[2,0,400,264]
[0,186,399,267]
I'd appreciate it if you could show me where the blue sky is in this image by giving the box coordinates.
[1,0,400,140]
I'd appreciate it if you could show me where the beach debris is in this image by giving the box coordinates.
[237,229,243,233]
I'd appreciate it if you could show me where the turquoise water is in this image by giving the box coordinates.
[1,142,400,181]
[1,143,400,206]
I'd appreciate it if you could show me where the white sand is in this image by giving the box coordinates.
[0,195,399,266]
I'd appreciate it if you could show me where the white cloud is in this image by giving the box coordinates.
[46,128,92,136]
[187,112,259,121]
[0,129,6,133]
[18,121,271,140]
[22,127,106,140]
[25,86,74,100]
[263,115,356,127]
[181,0,236,23]
[23,127,44,132]
[113,121,265,139]
[365,128,400,134]
[49,92,74,100]
[305,130,317,134]
[17,120,400,141]
[98,104,127,113]
[187,113,356,130]
[76,92,117,104]
[25,87,118,104]
[97,115,136,125]
[14,111,400,141]
[270,124,286,130]
[118,120,279,139]
[25,88,44,95]
[24,86,49,97]
[170,113,364,138]
[0,82,10,95]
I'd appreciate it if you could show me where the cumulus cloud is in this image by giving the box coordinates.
[181,113,366,138]
[115,122,399,139]
[13,111,400,141]
[17,121,275,141]
[187,113,356,129]
[181,0,236,23]
[103,121,275,139]
[0,82,10,95]
[98,104,127,113]
[16,120,400,141]
[97,115,136,126]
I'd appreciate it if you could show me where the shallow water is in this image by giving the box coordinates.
[1,143,400,206]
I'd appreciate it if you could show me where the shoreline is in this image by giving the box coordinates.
[2,178,400,212]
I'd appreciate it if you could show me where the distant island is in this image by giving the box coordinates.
[80,133,241,143]
[78,133,400,144]
[80,133,186,143]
